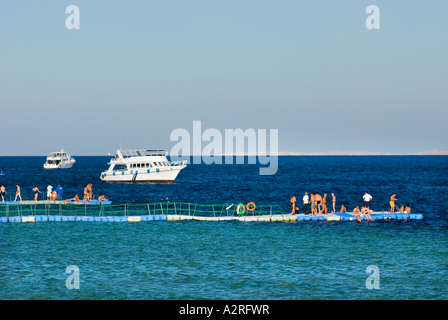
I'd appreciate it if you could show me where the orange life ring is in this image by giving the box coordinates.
[246,202,256,211]
[236,204,246,215]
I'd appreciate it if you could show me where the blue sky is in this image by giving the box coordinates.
[0,0,447,155]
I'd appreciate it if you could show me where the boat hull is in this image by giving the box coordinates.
[43,163,74,169]
[100,166,184,183]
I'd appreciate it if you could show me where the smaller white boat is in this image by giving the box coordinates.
[43,149,76,169]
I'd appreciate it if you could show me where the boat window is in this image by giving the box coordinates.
[149,163,153,167]
[115,164,127,171]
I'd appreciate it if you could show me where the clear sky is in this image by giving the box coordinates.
[0,0,447,155]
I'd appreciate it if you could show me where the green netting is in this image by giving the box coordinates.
[0,202,287,218]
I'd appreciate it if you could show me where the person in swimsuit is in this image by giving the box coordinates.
[339,204,346,213]
[353,206,361,222]
[0,185,6,202]
[98,194,108,203]
[398,204,405,213]
[405,204,411,214]
[290,194,297,214]
[315,193,322,214]
[361,205,373,221]
[87,184,93,200]
[321,201,328,215]
[84,184,92,202]
[64,194,82,203]
[331,193,336,213]
[14,185,22,202]
[390,193,397,214]
[310,193,316,215]
[32,186,41,201]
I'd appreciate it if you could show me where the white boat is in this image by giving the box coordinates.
[100,149,187,183]
[43,149,76,169]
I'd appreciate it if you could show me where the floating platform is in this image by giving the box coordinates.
[0,201,422,223]
[0,200,112,205]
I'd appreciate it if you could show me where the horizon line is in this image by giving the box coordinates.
[1,149,448,157]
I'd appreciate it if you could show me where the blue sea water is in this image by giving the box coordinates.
[0,156,447,300]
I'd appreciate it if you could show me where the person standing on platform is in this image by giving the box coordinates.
[390,193,397,214]
[0,185,6,202]
[290,194,297,214]
[55,185,64,200]
[363,191,373,208]
[310,193,316,215]
[46,184,53,200]
[14,185,22,202]
[32,186,41,201]
[303,192,310,215]
[331,193,336,213]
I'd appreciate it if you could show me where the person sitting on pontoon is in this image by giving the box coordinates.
[98,194,108,203]
[405,204,411,214]
[339,204,347,213]
[361,205,373,221]
[64,194,81,203]
[353,206,361,222]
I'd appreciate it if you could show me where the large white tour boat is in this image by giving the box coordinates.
[100,149,187,183]
[43,149,76,169]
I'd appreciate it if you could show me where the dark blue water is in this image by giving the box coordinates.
[0,156,447,299]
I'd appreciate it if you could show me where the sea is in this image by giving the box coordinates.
[0,155,447,301]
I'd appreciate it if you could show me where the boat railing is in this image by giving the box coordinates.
[169,160,187,167]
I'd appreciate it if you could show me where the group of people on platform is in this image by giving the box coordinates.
[0,183,108,204]
[289,191,412,218]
